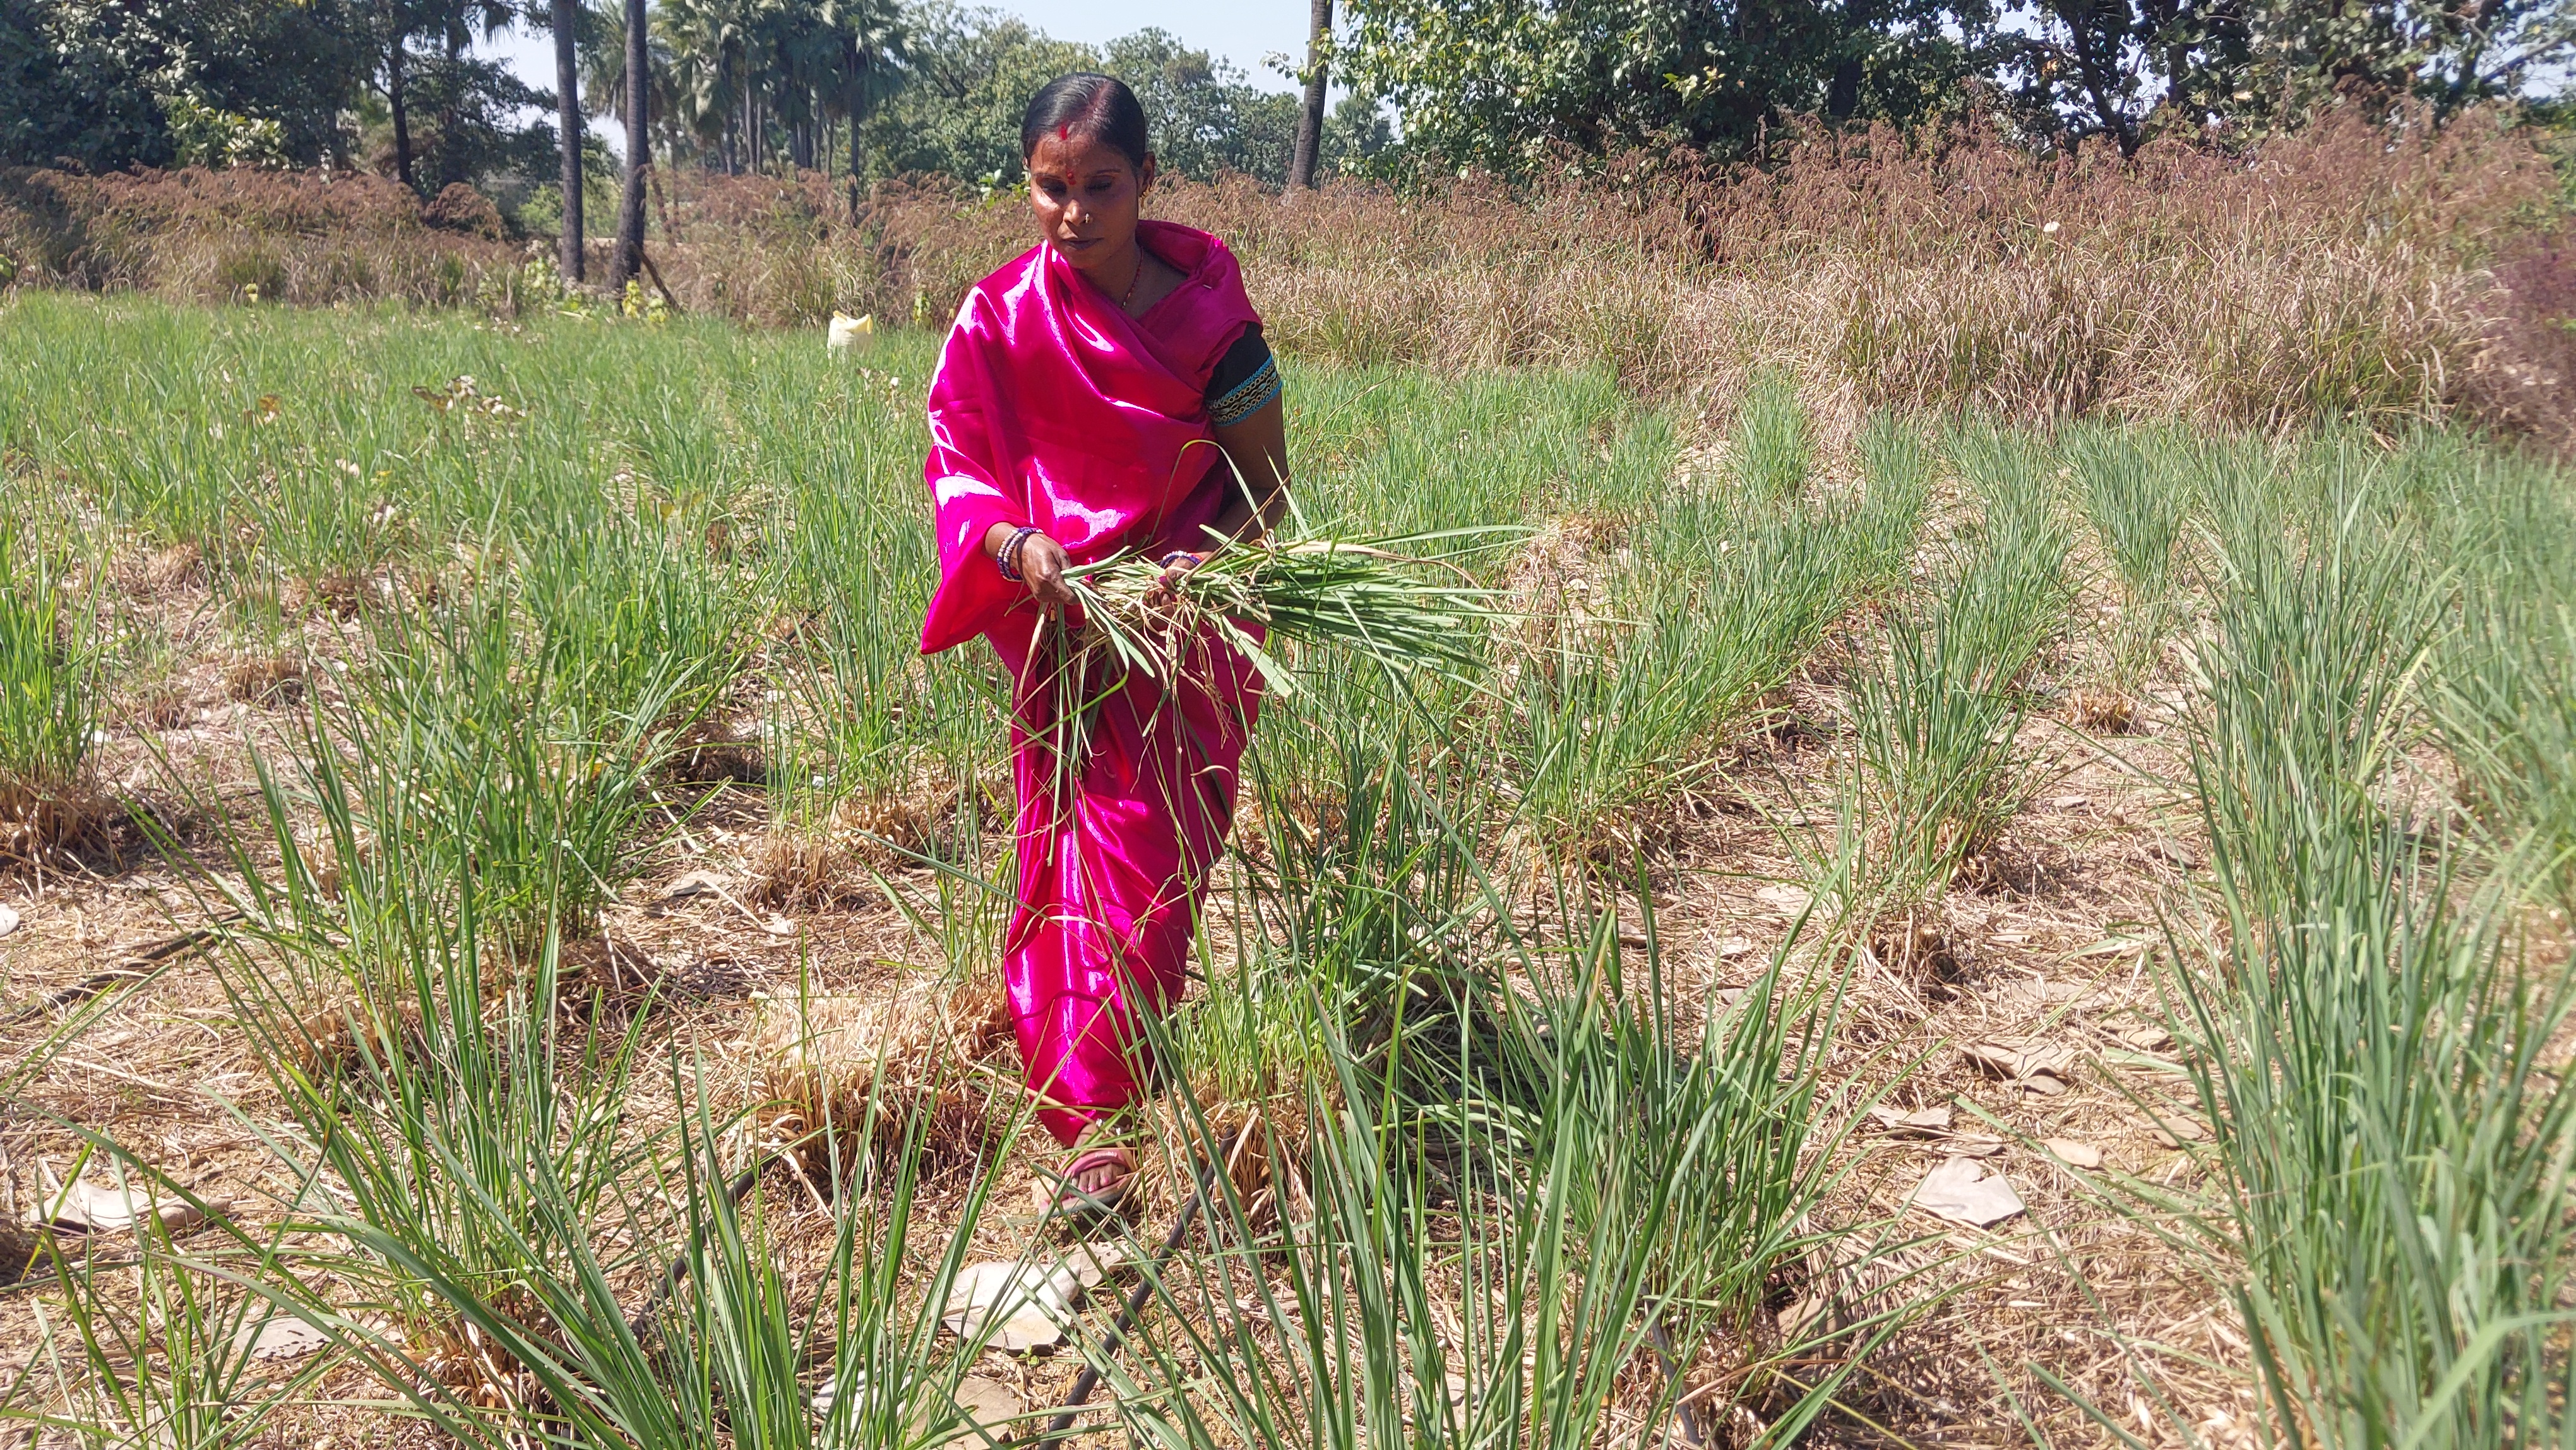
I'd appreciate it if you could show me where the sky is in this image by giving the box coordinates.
[479,1,1314,109]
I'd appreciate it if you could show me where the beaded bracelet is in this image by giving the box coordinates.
[1159,550,1202,570]
[996,525,1042,582]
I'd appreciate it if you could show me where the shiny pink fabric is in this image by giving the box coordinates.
[919,221,1265,1147]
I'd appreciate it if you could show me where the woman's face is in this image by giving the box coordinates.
[1027,131,1155,275]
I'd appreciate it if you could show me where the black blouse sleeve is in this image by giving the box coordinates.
[1205,325,1282,426]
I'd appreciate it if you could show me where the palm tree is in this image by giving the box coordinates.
[548,0,584,279]
[823,0,903,189]
[611,0,648,291]
[1289,0,1332,189]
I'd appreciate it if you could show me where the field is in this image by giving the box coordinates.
[0,287,2572,1450]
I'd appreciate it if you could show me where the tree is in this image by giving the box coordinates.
[860,3,1093,183]
[551,0,584,277]
[612,0,648,290]
[1107,29,1299,182]
[2,0,367,170]
[1322,90,1393,174]
[1334,0,2000,171]
[828,0,905,188]
[2003,0,2575,150]
[1288,0,1332,189]
[2011,0,2150,153]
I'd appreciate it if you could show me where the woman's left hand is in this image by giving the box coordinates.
[1145,551,1203,614]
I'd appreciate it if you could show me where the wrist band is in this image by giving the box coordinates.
[996,525,1041,582]
[1159,551,1200,570]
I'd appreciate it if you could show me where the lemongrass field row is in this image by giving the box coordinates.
[0,291,2572,1450]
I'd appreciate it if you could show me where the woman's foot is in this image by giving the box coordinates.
[1047,1137,1136,1219]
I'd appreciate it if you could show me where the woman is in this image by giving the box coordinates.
[917,74,1289,1214]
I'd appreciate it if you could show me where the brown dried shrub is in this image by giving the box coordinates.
[223,653,304,705]
[138,542,203,595]
[0,783,104,863]
[5,107,2568,447]
[0,165,512,304]
[737,981,1013,1184]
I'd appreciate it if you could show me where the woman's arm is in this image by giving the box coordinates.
[1204,393,1288,546]
[981,393,1287,609]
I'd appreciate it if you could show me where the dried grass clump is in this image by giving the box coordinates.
[223,653,306,705]
[739,774,976,909]
[0,783,103,864]
[5,107,2565,446]
[280,998,425,1082]
[0,165,516,306]
[737,982,1012,1183]
[2067,685,2140,733]
[742,826,864,910]
[138,542,203,596]
[1867,911,1966,988]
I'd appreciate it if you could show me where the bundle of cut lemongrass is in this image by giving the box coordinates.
[1055,525,1517,704]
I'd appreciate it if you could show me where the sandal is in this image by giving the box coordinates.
[1045,1144,1136,1219]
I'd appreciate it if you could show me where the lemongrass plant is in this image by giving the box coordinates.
[0,518,102,858]
[1030,520,1516,794]
[1058,524,1517,699]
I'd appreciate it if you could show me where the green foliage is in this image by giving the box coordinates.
[159,92,289,169]
[1115,896,1907,1450]
[1847,428,2070,904]
[15,1170,325,1450]
[1106,29,1301,183]
[854,9,1351,187]
[2064,422,2191,688]
[2010,0,2576,155]
[1513,488,1878,836]
[857,3,1094,184]
[2156,486,2576,1449]
[0,518,100,844]
[1335,0,2001,171]
[0,0,367,169]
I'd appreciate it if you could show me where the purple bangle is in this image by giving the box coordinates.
[996,525,1041,582]
[1159,551,1200,569]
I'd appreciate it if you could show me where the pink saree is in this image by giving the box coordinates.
[919,220,1265,1147]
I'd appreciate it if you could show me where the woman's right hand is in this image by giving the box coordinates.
[1019,534,1075,613]
[986,523,1076,614]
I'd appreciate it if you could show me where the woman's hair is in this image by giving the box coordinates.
[1020,73,1152,168]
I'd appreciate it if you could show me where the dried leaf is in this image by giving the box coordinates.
[1911,1156,2025,1227]
[2118,1025,2174,1051]
[2149,1115,2212,1147]
[232,1315,327,1361]
[948,1376,1023,1437]
[44,1181,222,1235]
[941,1262,1073,1351]
[816,1372,1025,1441]
[1777,1293,1828,1343]
[1753,884,1813,916]
[2044,1138,2104,1168]
[0,903,17,938]
[660,870,732,902]
[1060,1243,1126,1289]
[1962,1040,2078,1082]
[1866,1105,1953,1135]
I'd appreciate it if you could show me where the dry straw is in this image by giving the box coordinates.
[6,107,2565,447]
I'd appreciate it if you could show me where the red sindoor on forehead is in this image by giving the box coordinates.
[1058,123,1071,141]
